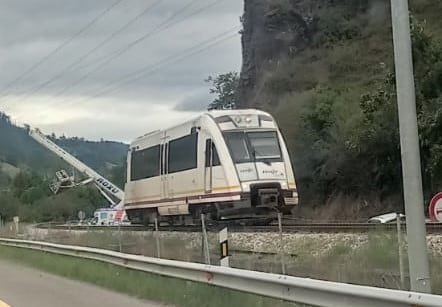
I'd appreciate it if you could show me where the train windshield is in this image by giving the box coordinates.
[224,131,282,163]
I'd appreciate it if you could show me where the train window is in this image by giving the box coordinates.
[205,139,221,167]
[248,131,282,161]
[223,132,251,163]
[224,131,282,163]
[130,145,160,180]
[213,144,220,166]
[168,133,198,173]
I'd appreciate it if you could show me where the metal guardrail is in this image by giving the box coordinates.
[0,238,441,307]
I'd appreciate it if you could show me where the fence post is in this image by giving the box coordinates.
[155,217,161,258]
[201,214,211,265]
[397,213,406,289]
[13,216,19,238]
[118,223,122,253]
[278,212,286,275]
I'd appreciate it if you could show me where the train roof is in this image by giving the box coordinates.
[132,109,273,142]
[205,108,272,118]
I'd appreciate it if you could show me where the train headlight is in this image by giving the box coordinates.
[233,116,243,125]
[231,115,258,127]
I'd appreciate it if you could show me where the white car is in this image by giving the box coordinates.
[368,212,405,224]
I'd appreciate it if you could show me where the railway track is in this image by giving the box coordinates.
[37,222,442,234]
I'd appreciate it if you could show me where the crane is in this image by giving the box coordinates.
[29,129,127,224]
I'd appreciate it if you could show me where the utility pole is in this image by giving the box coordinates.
[390,0,431,293]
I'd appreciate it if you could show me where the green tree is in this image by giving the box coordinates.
[302,19,442,202]
[0,193,21,221]
[206,72,239,110]
[12,171,50,204]
[358,19,442,197]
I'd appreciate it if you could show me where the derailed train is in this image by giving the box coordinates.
[124,109,298,225]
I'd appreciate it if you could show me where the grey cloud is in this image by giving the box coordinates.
[0,0,241,98]
[174,89,213,111]
[0,0,242,140]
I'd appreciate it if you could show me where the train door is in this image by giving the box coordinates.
[166,129,202,199]
[205,139,213,193]
[205,138,223,193]
[204,139,213,193]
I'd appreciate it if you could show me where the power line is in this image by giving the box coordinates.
[67,0,163,73]
[30,0,163,100]
[52,0,225,99]
[0,0,125,100]
[65,27,240,106]
[8,0,203,105]
[34,26,238,119]
[29,0,236,120]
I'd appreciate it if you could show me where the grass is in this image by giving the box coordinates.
[0,245,298,307]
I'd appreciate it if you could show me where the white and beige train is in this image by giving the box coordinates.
[124,109,298,225]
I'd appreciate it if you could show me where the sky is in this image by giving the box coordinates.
[0,0,243,142]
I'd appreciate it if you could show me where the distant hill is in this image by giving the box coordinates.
[52,136,128,175]
[0,112,128,181]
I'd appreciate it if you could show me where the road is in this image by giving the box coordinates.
[0,260,167,307]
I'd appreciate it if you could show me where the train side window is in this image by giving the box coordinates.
[168,133,198,173]
[205,139,211,167]
[205,139,221,167]
[160,143,167,175]
[212,143,220,166]
[130,145,160,180]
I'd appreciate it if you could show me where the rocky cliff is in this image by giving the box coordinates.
[237,0,317,108]
[236,0,442,219]
[236,0,391,107]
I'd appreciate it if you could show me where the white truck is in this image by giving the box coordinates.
[29,129,128,226]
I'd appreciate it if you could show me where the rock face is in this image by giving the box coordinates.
[237,0,318,108]
[236,0,382,108]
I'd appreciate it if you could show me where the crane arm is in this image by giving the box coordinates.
[29,129,125,202]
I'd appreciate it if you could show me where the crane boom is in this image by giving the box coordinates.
[29,129,125,202]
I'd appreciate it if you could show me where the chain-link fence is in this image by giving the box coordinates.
[2,219,442,294]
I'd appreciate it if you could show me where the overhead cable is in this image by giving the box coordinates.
[0,0,125,100]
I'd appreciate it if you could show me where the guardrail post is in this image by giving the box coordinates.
[219,227,229,267]
[201,214,210,265]
[278,212,286,275]
[154,217,161,258]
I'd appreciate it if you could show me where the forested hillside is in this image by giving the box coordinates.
[236,0,442,218]
[0,111,128,222]
[0,113,65,175]
[0,112,127,179]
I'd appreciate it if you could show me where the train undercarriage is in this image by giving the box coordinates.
[126,184,297,226]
